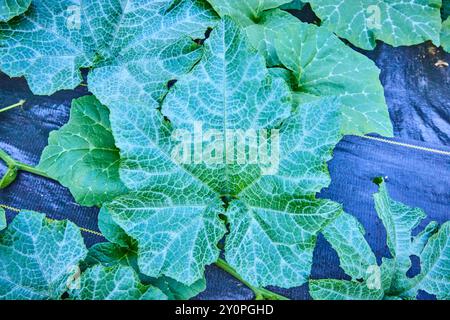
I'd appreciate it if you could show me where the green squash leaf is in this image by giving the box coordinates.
[97,17,343,288]
[98,206,133,248]
[0,208,6,231]
[244,9,296,66]
[373,181,426,294]
[212,8,392,136]
[310,180,450,300]
[226,198,341,288]
[0,0,30,22]
[0,0,218,95]
[411,221,439,256]
[84,242,207,300]
[38,96,127,207]
[262,10,392,136]
[309,279,384,300]
[441,17,450,52]
[0,211,88,299]
[443,0,450,18]
[151,275,207,300]
[69,265,167,300]
[306,0,442,50]
[106,190,226,286]
[409,222,450,300]
[280,0,305,10]
[83,242,137,269]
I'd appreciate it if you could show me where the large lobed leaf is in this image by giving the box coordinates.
[2,0,395,293]
[0,0,30,22]
[38,95,127,207]
[207,4,393,136]
[306,0,442,50]
[0,0,218,95]
[310,180,450,300]
[91,17,343,288]
[410,222,450,299]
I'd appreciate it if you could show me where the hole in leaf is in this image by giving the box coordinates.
[194,27,213,45]
[167,79,177,89]
[406,255,421,278]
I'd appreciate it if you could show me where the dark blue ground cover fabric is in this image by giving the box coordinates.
[0,6,449,300]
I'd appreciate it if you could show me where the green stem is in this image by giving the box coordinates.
[0,149,50,187]
[15,162,50,179]
[215,258,289,300]
[0,100,26,113]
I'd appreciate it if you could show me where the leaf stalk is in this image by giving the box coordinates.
[215,258,289,300]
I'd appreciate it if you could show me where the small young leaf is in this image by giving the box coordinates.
[0,211,88,300]
[38,96,127,207]
[151,276,207,300]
